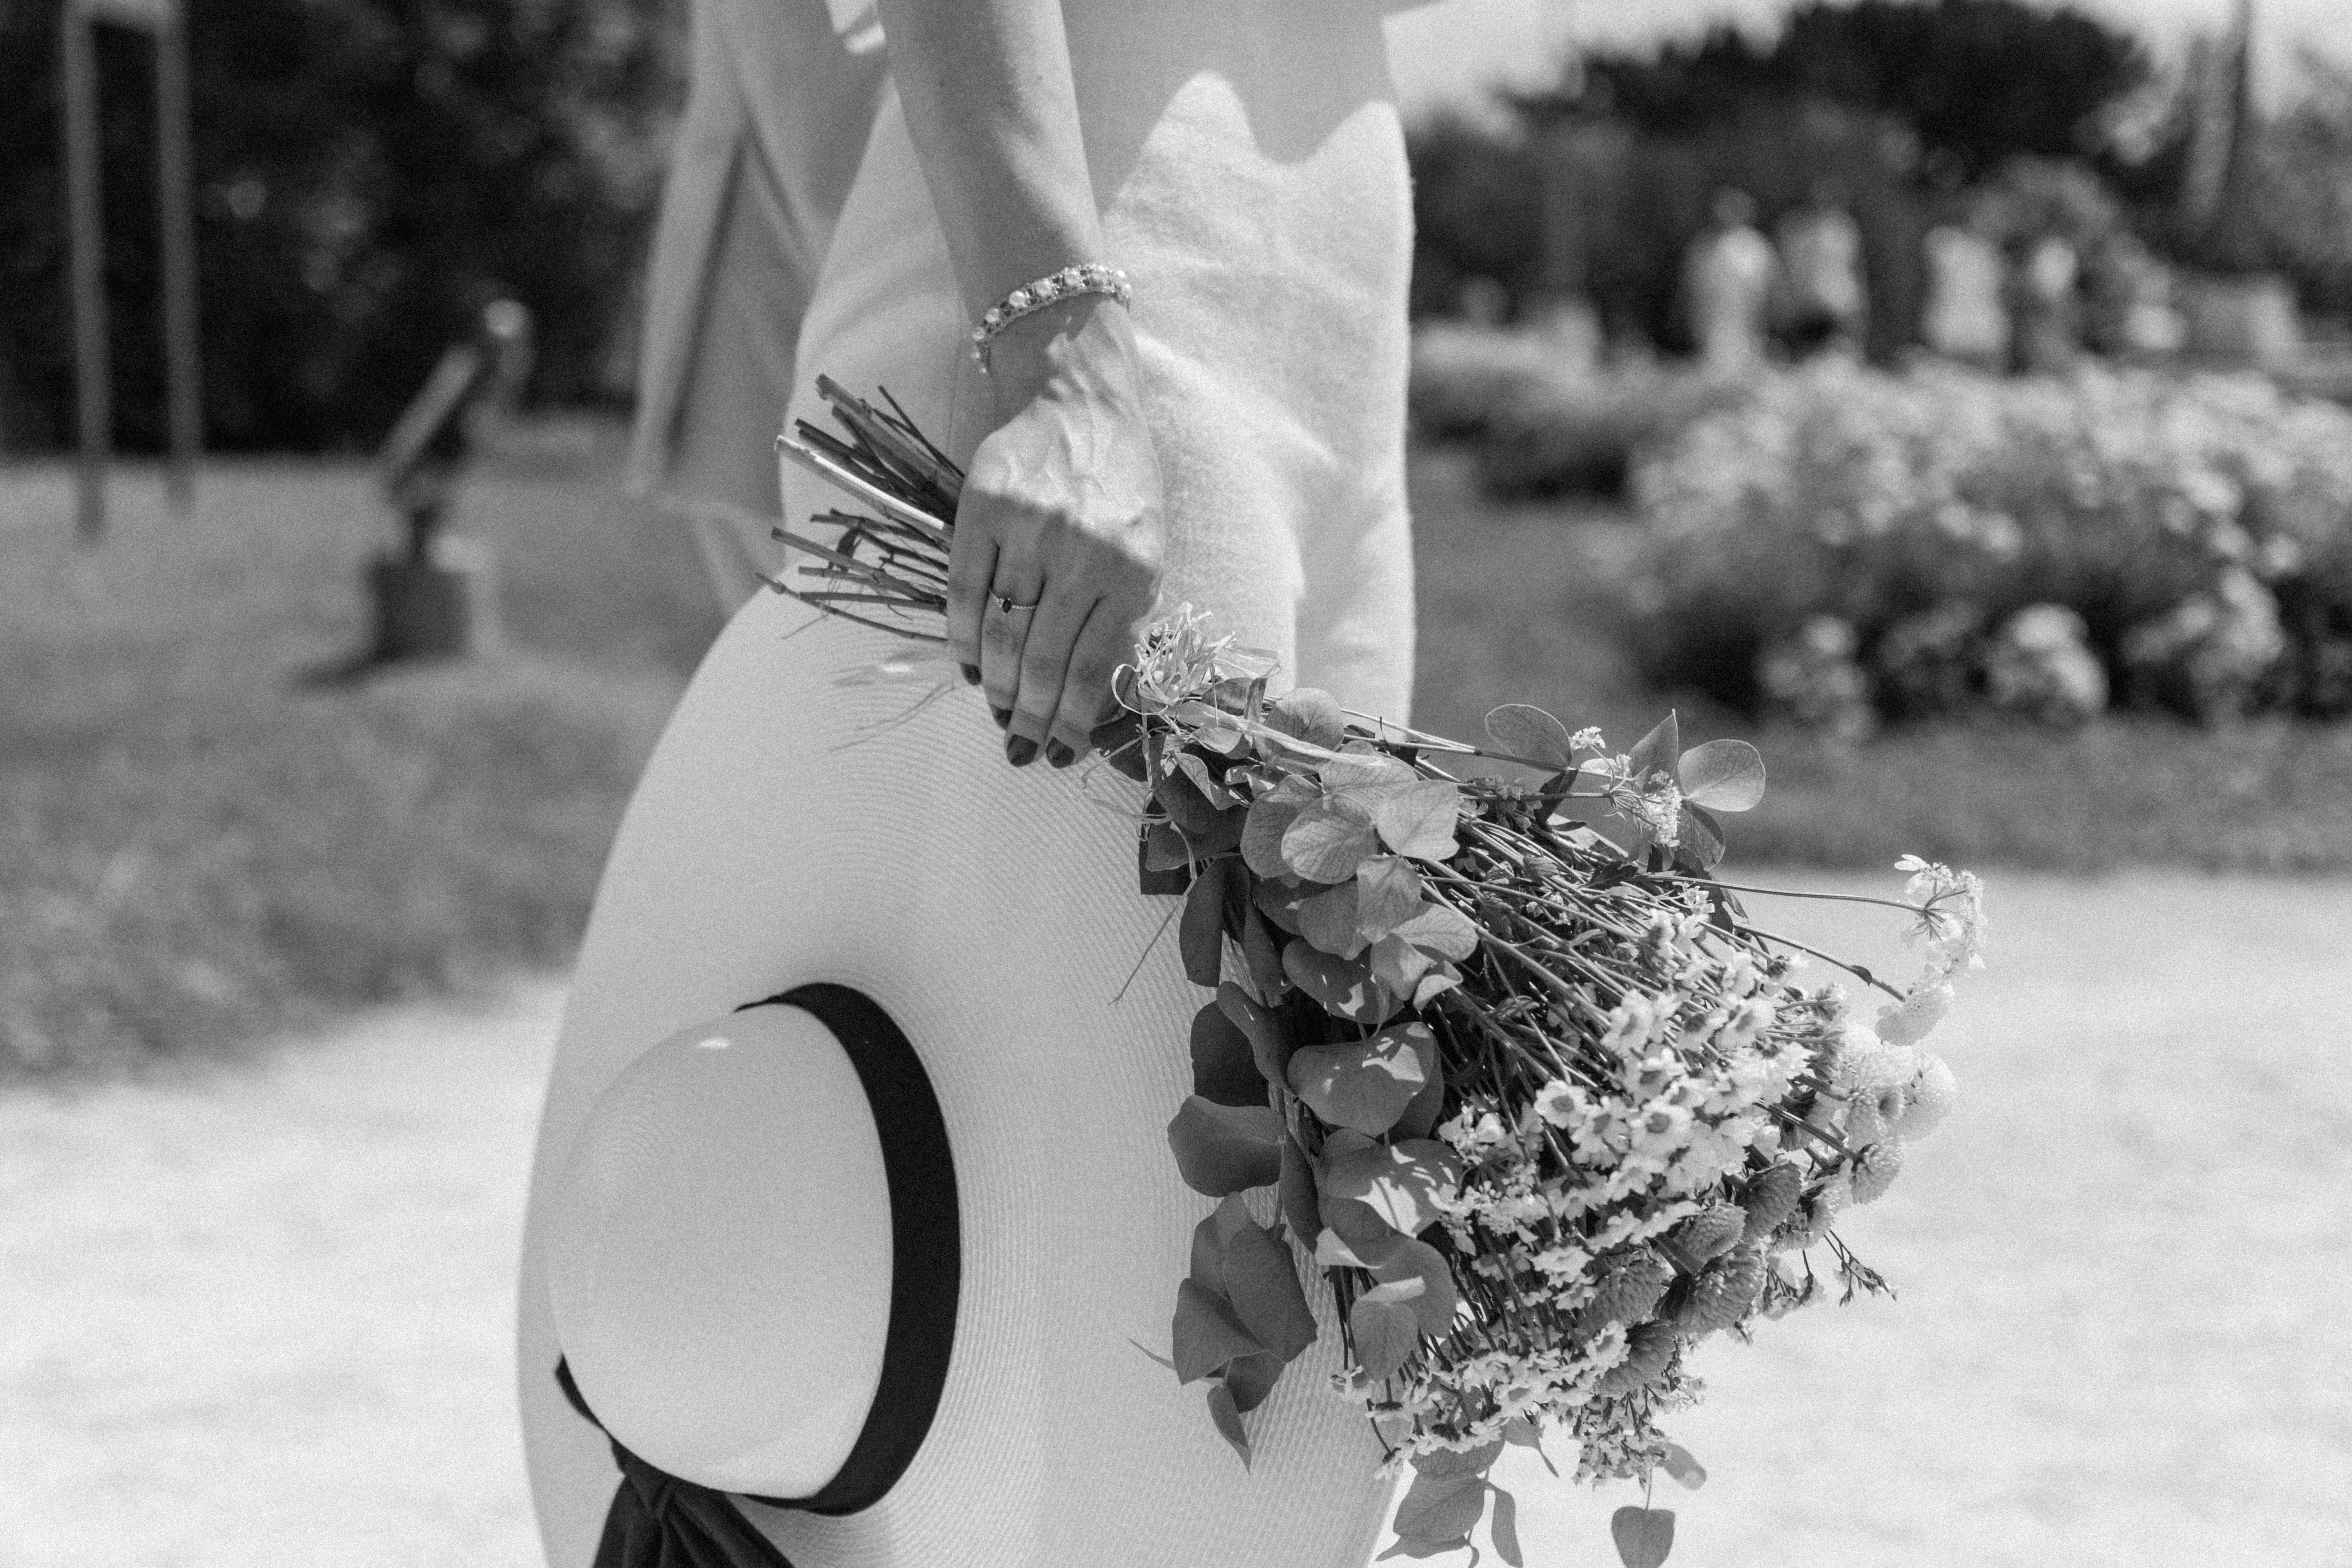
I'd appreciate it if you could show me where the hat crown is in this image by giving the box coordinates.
[547,1007,893,1496]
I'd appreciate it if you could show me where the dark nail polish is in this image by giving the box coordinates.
[1047,740,1074,769]
[991,706,1012,730]
[961,664,981,686]
[1006,735,1038,768]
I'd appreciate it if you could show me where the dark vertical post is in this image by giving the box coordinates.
[59,1,112,541]
[154,4,202,512]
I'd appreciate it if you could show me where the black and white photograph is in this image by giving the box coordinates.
[2,0,2347,1563]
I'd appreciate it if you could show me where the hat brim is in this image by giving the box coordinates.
[517,598,1394,1568]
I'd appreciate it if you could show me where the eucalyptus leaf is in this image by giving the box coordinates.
[1144,820,1195,873]
[1283,940,1399,1025]
[1323,1140,1463,1235]
[1348,1294,1421,1381]
[1166,1097,1284,1196]
[1204,1379,1251,1466]
[1658,1441,1707,1490]
[1189,1193,1251,1294]
[1279,1135,1321,1244]
[1415,1439,1506,1479]
[1677,739,1766,811]
[1673,803,1726,875]
[1366,932,1435,1001]
[1283,794,1382,883]
[1390,901,1479,961]
[1391,1466,1488,1544]
[1242,907,1289,1000]
[1218,1215,1319,1361]
[1190,1001,1265,1108]
[1174,749,1240,811]
[1610,1507,1676,1568]
[1394,1050,1446,1140]
[1254,879,1310,935]
[1223,1348,1284,1414]
[1484,704,1575,768]
[1243,784,1315,879]
[1374,780,1463,862]
[1411,971,1462,1009]
[1298,879,1372,959]
[1172,1277,1263,1383]
[1320,1192,1397,1252]
[1286,1026,1432,1136]
[1218,980,1292,1083]
[1354,856,1426,942]
[1369,1233,1461,1335]
[1265,687,1347,749]
[1181,859,1236,987]
[1626,712,1681,783]
[1319,751,1417,792]
[1490,1485,1524,1568]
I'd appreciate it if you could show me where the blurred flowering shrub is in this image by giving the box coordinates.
[1410,323,1743,499]
[1631,360,2352,724]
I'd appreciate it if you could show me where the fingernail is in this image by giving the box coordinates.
[991,706,1011,730]
[961,664,981,686]
[1006,735,1038,768]
[1047,740,1074,769]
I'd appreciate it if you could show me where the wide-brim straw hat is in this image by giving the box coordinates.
[515,596,1396,1566]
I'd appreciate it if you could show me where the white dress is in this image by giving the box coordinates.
[521,4,1422,1563]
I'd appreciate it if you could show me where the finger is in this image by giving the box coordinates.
[979,568,1044,728]
[1006,588,1095,766]
[944,525,997,687]
[1048,595,1138,763]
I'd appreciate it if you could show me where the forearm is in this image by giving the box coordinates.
[875,0,1103,322]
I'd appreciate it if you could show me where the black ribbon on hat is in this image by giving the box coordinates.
[554,983,961,1568]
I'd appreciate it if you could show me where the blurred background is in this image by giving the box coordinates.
[2,1,2347,1564]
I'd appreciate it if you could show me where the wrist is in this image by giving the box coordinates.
[980,293,1141,413]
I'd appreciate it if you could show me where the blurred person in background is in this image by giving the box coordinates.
[1776,178,1868,359]
[1684,187,1779,377]
[2010,229,2083,375]
[626,0,886,612]
[1920,197,2010,371]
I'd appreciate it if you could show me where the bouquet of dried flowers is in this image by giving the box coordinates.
[777,382,1985,1567]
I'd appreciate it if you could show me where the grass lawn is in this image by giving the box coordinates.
[5,429,2347,1077]
[0,425,721,1077]
[1408,448,2352,873]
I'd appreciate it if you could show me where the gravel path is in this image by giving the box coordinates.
[4,876,2347,1567]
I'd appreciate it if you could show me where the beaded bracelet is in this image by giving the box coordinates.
[969,264,1133,371]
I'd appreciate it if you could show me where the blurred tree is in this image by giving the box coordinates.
[1405,114,1546,321]
[0,0,679,454]
[1530,0,2148,181]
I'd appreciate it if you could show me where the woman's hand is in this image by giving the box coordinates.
[947,296,1164,768]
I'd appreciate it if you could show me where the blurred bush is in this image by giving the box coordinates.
[1409,323,1744,499]
[0,0,678,454]
[1630,361,2352,725]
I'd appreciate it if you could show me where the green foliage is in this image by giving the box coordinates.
[0,0,677,452]
[1632,360,2352,725]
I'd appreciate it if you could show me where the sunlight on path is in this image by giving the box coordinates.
[0,984,562,1568]
[5,879,2348,1567]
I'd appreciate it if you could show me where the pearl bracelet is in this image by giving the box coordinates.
[969,264,1133,371]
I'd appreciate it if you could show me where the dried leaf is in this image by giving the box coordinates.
[1374,780,1463,862]
[1181,858,1235,987]
[1189,1001,1265,1107]
[1283,794,1382,883]
[1677,739,1766,811]
[1610,1506,1676,1568]
[1282,940,1398,1025]
[1322,1140,1463,1235]
[1205,1379,1251,1466]
[1286,1025,1434,1136]
[1484,704,1575,768]
[1172,1277,1262,1383]
[1390,901,1479,961]
[1166,1097,1284,1196]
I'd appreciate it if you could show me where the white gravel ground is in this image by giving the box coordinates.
[4,874,2347,1568]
